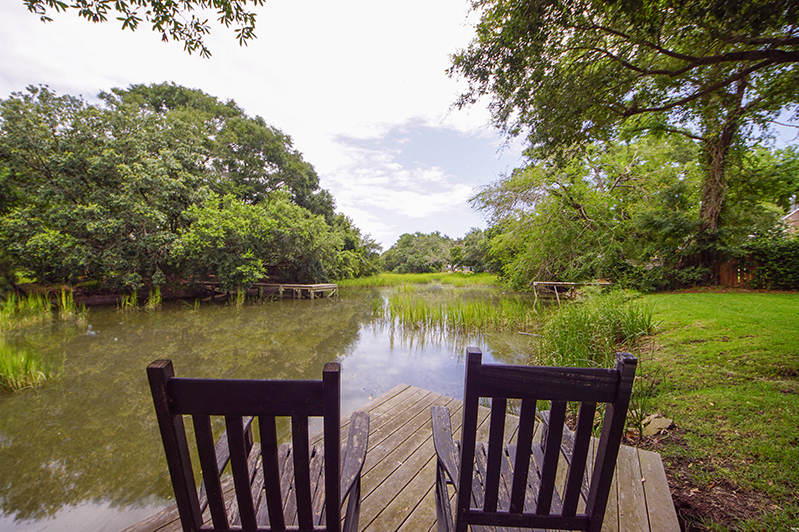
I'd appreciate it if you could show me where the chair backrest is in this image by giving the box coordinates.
[455,348,637,532]
[147,359,342,532]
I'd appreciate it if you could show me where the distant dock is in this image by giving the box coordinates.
[201,281,338,300]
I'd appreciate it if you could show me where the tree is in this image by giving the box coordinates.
[0,84,376,289]
[474,134,798,289]
[382,232,454,273]
[112,83,336,221]
[23,0,265,57]
[329,214,382,279]
[172,192,341,290]
[452,0,799,271]
[0,85,208,288]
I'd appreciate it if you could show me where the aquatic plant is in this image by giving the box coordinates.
[0,292,53,332]
[535,291,655,368]
[0,342,62,392]
[119,290,139,312]
[56,288,87,323]
[379,293,539,333]
[146,286,162,310]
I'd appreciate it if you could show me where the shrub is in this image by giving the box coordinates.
[743,236,799,290]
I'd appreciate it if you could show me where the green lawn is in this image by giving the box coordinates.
[640,290,799,531]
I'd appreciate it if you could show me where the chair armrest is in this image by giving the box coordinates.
[340,410,369,506]
[431,406,459,485]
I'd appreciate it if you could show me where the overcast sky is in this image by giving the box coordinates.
[0,0,526,249]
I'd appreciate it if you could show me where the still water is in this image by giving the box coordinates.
[0,286,537,531]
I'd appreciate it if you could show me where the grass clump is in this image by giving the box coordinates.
[0,292,52,331]
[1,289,87,332]
[378,292,539,333]
[535,291,655,367]
[0,342,62,392]
[118,290,139,312]
[145,286,162,310]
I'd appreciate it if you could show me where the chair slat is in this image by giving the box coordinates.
[225,415,258,529]
[483,398,507,512]
[291,415,313,530]
[536,401,566,514]
[509,398,536,513]
[192,415,229,529]
[259,415,285,530]
[476,365,620,403]
[562,401,596,516]
[322,362,341,531]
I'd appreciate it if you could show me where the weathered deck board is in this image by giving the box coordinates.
[124,385,679,532]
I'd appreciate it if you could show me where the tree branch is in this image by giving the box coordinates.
[619,60,775,116]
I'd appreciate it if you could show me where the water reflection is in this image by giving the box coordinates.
[0,286,539,531]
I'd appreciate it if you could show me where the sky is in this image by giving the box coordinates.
[0,0,526,250]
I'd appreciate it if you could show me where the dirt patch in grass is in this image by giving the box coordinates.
[630,428,772,531]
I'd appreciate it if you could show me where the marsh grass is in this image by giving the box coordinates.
[378,292,539,333]
[0,342,62,392]
[535,291,655,367]
[56,288,87,323]
[119,290,139,312]
[146,286,162,310]
[0,292,52,331]
[339,272,498,288]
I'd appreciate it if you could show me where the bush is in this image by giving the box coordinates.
[743,236,799,290]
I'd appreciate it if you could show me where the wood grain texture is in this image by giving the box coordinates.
[128,384,677,532]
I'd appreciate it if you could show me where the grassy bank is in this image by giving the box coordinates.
[640,290,799,531]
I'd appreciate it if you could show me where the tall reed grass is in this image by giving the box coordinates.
[118,290,139,312]
[339,272,498,288]
[0,292,52,331]
[0,342,62,392]
[56,288,87,323]
[535,291,655,368]
[378,293,539,333]
[1,289,86,331]
[146,286,162,310]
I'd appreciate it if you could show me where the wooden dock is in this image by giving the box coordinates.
[201,282,338,300]
[124,384,679,532]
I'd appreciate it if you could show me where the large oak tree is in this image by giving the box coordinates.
[452,0,799,269]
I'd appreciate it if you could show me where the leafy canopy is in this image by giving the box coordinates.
[23,0,265,57]
[452,0,799,153]
[0,84,377,289]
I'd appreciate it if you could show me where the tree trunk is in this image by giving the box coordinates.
[695,76,748,274]
[698,122,735,232]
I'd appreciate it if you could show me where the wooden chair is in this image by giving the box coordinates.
[432,348,637,532]
[147,359,369,532]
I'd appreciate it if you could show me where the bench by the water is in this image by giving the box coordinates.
[125,384,679,532]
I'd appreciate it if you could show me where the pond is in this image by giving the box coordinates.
[0,286,539,531]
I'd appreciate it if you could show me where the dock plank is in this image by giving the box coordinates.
[125,385,678,532]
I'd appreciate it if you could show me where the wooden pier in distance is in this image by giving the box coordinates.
[201,281,338,300]
[533,281,612,305]
[125,384,679,532]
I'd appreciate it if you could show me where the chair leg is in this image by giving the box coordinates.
[342,477,361,532]
[435,463,455,532]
